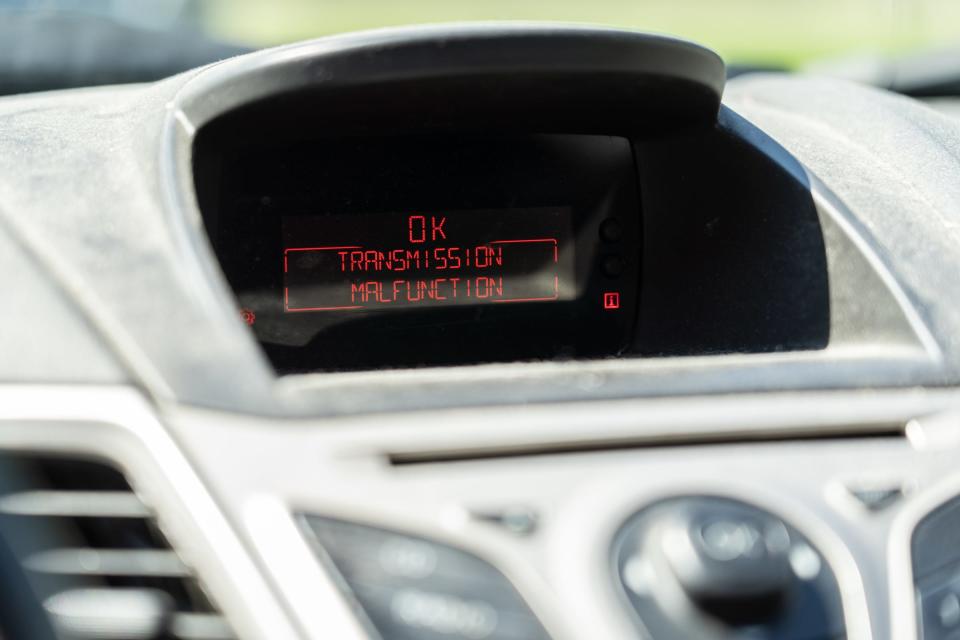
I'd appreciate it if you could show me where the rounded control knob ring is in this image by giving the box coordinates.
[613,496,845,639]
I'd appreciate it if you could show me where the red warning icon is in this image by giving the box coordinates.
[603,292,620,310]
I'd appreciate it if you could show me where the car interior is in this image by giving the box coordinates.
[3,2,960,639]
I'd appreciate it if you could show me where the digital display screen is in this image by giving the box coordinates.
[282,208,575,313]
[204,133,641,372]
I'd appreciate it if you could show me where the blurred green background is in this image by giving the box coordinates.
[198,0,960,68]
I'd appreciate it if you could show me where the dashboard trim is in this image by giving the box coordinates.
[166,386,960,640]
[888,414,960,640]
[244,496,369,640]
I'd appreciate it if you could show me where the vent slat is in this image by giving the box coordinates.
[26,548,188,578]
[44,587,171,640]
[171,613,236,640]
[0,490,150,518]
[2,457,236,639]
[44,590,237,640]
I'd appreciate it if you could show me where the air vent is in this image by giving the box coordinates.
[0,455,235,640]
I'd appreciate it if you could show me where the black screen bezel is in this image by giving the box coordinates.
[206,133,642,373]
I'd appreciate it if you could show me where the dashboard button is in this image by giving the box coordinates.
[301,517,551,640]
[939,593,960,630]
[602,255,626,278]
[914,496,960,580]
[918,572,960,640]
[845,483,904,512]
[469,506,539,536]
[614,497,846,639]
[354,583,548,640]
[599,219,624,243]
[662,506,793,622]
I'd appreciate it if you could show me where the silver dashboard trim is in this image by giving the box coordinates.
[244,496,370,640]
[889,411,960,640]
[168,386,960,640]
[0,385,957,639]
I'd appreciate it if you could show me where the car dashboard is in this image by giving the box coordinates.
[0,23,959,640]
